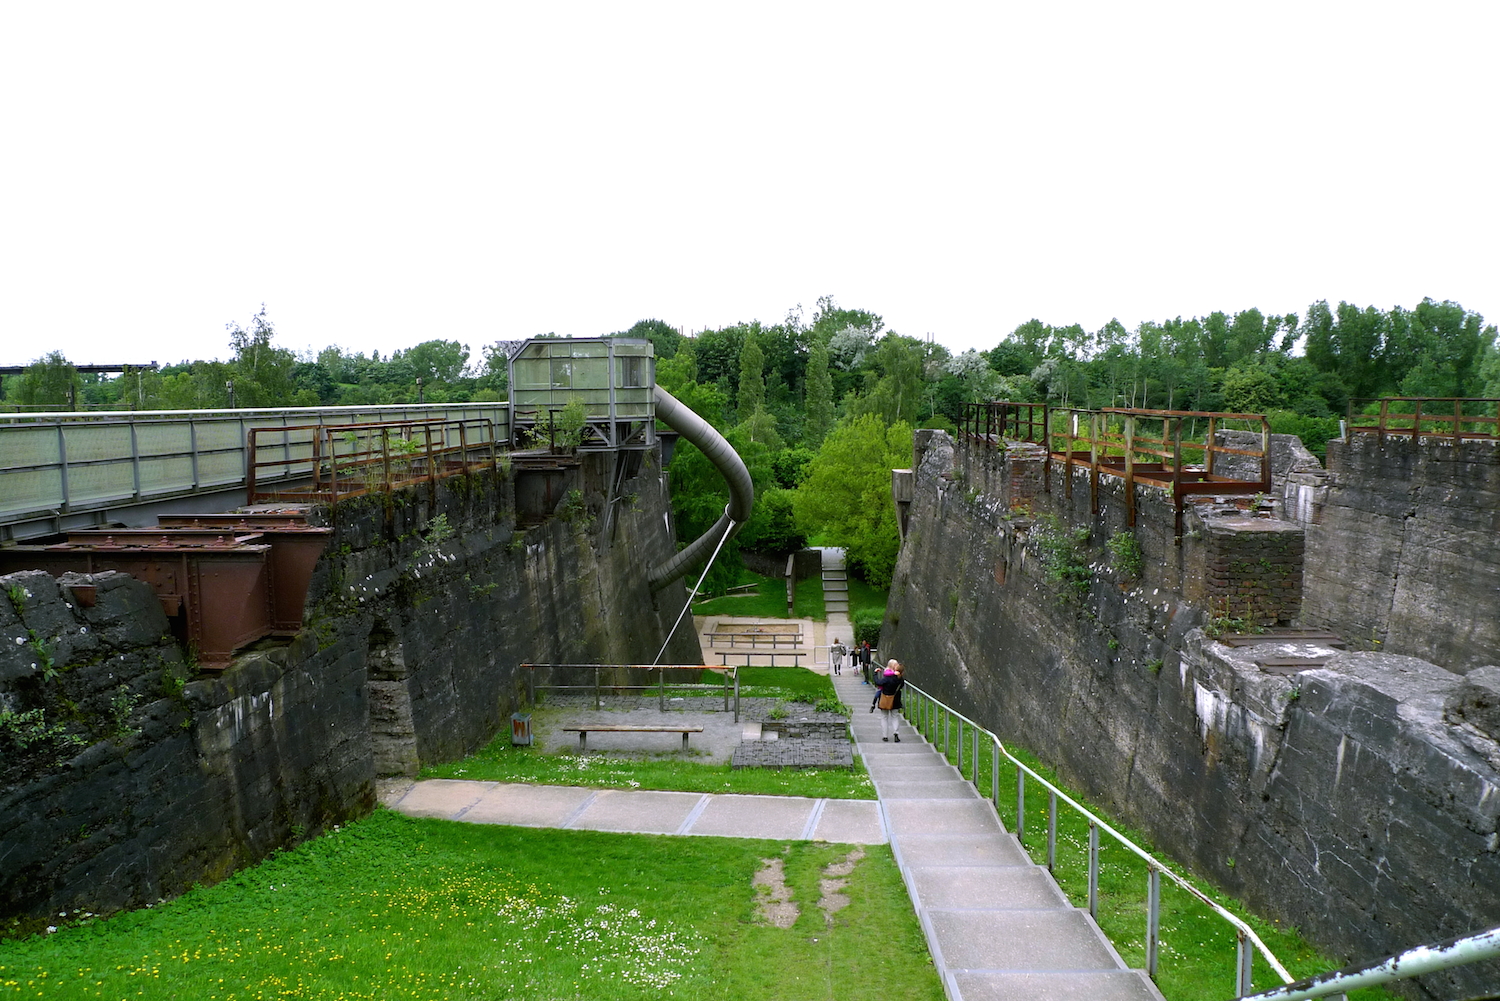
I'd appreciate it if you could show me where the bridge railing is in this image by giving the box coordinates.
[0,403,510,540]
[900,681,1294,998]
[1346,396,1500,444]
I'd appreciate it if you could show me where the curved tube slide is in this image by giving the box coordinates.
[647,385,754,590]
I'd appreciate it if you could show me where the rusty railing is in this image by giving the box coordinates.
[960,402,1272,536]
[1347,397,1500,445]
[247,418,500,504]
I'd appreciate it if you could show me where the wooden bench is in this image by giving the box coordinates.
[561,724,704,751]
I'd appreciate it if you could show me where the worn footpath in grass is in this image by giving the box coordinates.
[908,706,1395,1001]
[0,811,942,1000]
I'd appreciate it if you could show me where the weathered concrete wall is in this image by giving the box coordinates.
[885,432,1500,1000]
[0,447,696,932]
[1297,434,1500,673]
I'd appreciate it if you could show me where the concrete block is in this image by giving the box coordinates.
[886,798,1004,836]
[569,789,704,835]
[949,970,1165,1001]
[462,783,597,828]
[898,834,1028,867]
[688,794,816,840]
[811,799,887,844]
[927,908,1122,971]
[910,865,1068,910]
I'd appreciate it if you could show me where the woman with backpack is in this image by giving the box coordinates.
[872,659,905,742]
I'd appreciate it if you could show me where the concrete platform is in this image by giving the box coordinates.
[909,866,1070,910]
[949,970,1164,1001]
[381,780,888,844]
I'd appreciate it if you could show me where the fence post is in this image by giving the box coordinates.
[1088,822,1100,919]
[1147,867,1161,979]
[991,744,1000,808]
[1047,792,1058,872]
[659,668,665,711]
[1016,769,1026,840]
[594,667,601,711]
[1236,930,1252,996]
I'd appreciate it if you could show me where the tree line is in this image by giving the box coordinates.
[7,296,1498,593]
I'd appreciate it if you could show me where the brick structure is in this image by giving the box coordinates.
[1202,516,1305,625]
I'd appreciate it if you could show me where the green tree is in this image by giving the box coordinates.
[737,326,765,417]
[226,306,296,407]
[14,352,81,409]
[794,414,912,587]
[618,319,682,359]
[851,334,927,425]
[803,338,835,446]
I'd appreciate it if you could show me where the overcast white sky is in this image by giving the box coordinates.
[2,2,1496,369]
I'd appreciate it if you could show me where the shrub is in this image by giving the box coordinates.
[852,608,883,647]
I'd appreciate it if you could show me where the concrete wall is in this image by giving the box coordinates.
[1296,434,1500,673]
[0,446,696,932]
[885,431,1500,1000]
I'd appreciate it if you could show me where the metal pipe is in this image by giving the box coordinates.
[1016,769,1026,840]
[647,385,754,589]
[1088,822,1100,919]
[1147,868,1161,979]
[1239,925,1500,1001]
[1047,792,1057,872]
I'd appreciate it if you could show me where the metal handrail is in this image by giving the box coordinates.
[901,681,1294,997]
[522,663,741,721]
[1238,925,1500,1000]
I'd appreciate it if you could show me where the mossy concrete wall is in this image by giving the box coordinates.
[885,431,1500,1000]
[0,447,696,933]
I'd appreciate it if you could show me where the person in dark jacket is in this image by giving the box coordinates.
[872,659,905,741]
[860,641,873,684]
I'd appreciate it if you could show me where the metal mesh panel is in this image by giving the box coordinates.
[196,451,245,487]
[63,460,136,504]
[139,456,194,493]
[134,422,193,457]
[61,424,133,463]
[0,426,61,469]
[0,468,62,518]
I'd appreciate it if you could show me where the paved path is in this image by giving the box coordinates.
[380,778,887,844]
[838,670,1164,1001]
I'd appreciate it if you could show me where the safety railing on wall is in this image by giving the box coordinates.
[522,663,741,720]
[959,402,1273,536]
[1238,925,1500,1000]
[510,405,657,452]
[246,418,501,504]
[0,403,511,541]
[900,681,1294,998]
[1346,397,1500,445]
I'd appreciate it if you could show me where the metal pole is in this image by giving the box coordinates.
[1016,768,1026,840]
[659,669,665,711]
[1147,868,1161,979]
[594,667,600,710]
[1047,792,1058,872]
[1088,822,1100,919]
[1237,931,1253,996]
[943,712,950,758]
[972,732,978,789]
[733,668,740,723]
[957,719,963,774]
[991,745,999,807]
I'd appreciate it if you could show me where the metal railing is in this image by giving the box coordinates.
[1347,397,1500,445]
[1240,924,1500,1000]
[522,663,741,721]
[900,681,1294,997]
[246,418,502,504]
[959,402,1273,536]
[0,403,511,541]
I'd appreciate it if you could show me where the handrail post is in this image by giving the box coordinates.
[1047,792,1058,872]
[1236,930,1253,996]
[1088,822,1100,919]
[972,732,978,789]
[594,667,601,710]
[957,719,963,773]
[1147,867,1161,979]
[1016,768,1026,840]
[944,711,950,758]
[991,744,1000,807]
[246,428,259,503]
[659,668,665,711]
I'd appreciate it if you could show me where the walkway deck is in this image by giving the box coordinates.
[837,670,1164,1001]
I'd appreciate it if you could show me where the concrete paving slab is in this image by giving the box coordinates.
[386,778,493,819]
[898,834,1029,867]
[858,742,935,757]
[927,908,1122,971]
[886,798,1004,836]
[688,794,817,840]
[949,970,1165,1001]
[864,763,963,785]
[877,780,980,800]
[811,799,887,844]
[910,866,1069,910]
[461,783,597,827]
[568,789,705,834]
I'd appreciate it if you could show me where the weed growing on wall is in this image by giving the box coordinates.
[1031,514,1093,603]
[1106,530,1143,581]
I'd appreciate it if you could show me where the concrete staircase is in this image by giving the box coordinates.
[837,671,1165,1001]
[821,546,849,617]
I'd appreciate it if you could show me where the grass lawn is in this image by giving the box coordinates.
[0,811,942,1000]
[906,706,1396,1001]
[690,570,825,620]
[846,576,888,622]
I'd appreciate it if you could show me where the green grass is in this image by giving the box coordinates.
[904,704,1395,1001]
[422,732,874,800]
[0,811,941,1000]
[729,666,836,702]
[846,576,888,622]
[690,570,826,620]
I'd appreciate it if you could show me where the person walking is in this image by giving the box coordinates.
[861,641,873,684]
[872,659,906,741]
[831,637,845,676]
